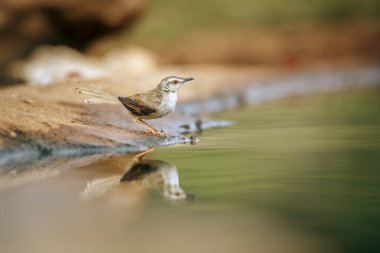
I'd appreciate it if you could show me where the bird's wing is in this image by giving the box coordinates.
[120,160,157,182]
[118,94,158,116]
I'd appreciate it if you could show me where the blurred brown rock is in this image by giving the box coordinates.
[9,45,157,85]
[0,0,147,75]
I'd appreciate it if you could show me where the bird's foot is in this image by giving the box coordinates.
[144,129,167,136]
[155,131,168,137]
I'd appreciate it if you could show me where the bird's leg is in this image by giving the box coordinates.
[134,147,155,161]
[132,118,158,134]
[132,118,155,133]
[139,119,162,134]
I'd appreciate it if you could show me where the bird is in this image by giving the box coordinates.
[80,148,191,201]
[75,76,194,135]
[120,148,189,200]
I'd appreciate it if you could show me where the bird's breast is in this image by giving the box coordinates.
[158,92,177,115]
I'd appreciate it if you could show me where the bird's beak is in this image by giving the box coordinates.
[184,77,194,82]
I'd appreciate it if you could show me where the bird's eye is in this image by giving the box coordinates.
[172,80,179,84]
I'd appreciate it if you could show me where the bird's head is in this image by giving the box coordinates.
[158,76,194,93]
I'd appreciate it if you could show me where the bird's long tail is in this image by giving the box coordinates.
[75,84,119,104]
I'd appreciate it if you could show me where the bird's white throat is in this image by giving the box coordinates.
[155,91,177,117]
[162,91,177,108]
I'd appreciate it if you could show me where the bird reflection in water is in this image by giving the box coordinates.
[80,148,192,201]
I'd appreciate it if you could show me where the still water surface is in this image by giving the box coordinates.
[0,88,379,253]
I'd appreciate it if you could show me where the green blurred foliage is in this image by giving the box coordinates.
[129,0,380,44]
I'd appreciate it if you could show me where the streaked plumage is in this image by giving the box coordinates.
[76,76,193,134]
[80,148,190,201]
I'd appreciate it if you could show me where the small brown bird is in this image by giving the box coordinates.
[80,148,191,201]
[76,76,194,135]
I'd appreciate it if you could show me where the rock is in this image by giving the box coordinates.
[104,47,156,77]
[8,45,157,85]
[9,46,110,85]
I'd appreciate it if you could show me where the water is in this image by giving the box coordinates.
[1,88,379,253]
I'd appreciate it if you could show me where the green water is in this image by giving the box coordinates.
[0,88,379,253]
[154,88,380,253]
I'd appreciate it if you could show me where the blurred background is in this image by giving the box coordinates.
[1,0,379,83]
